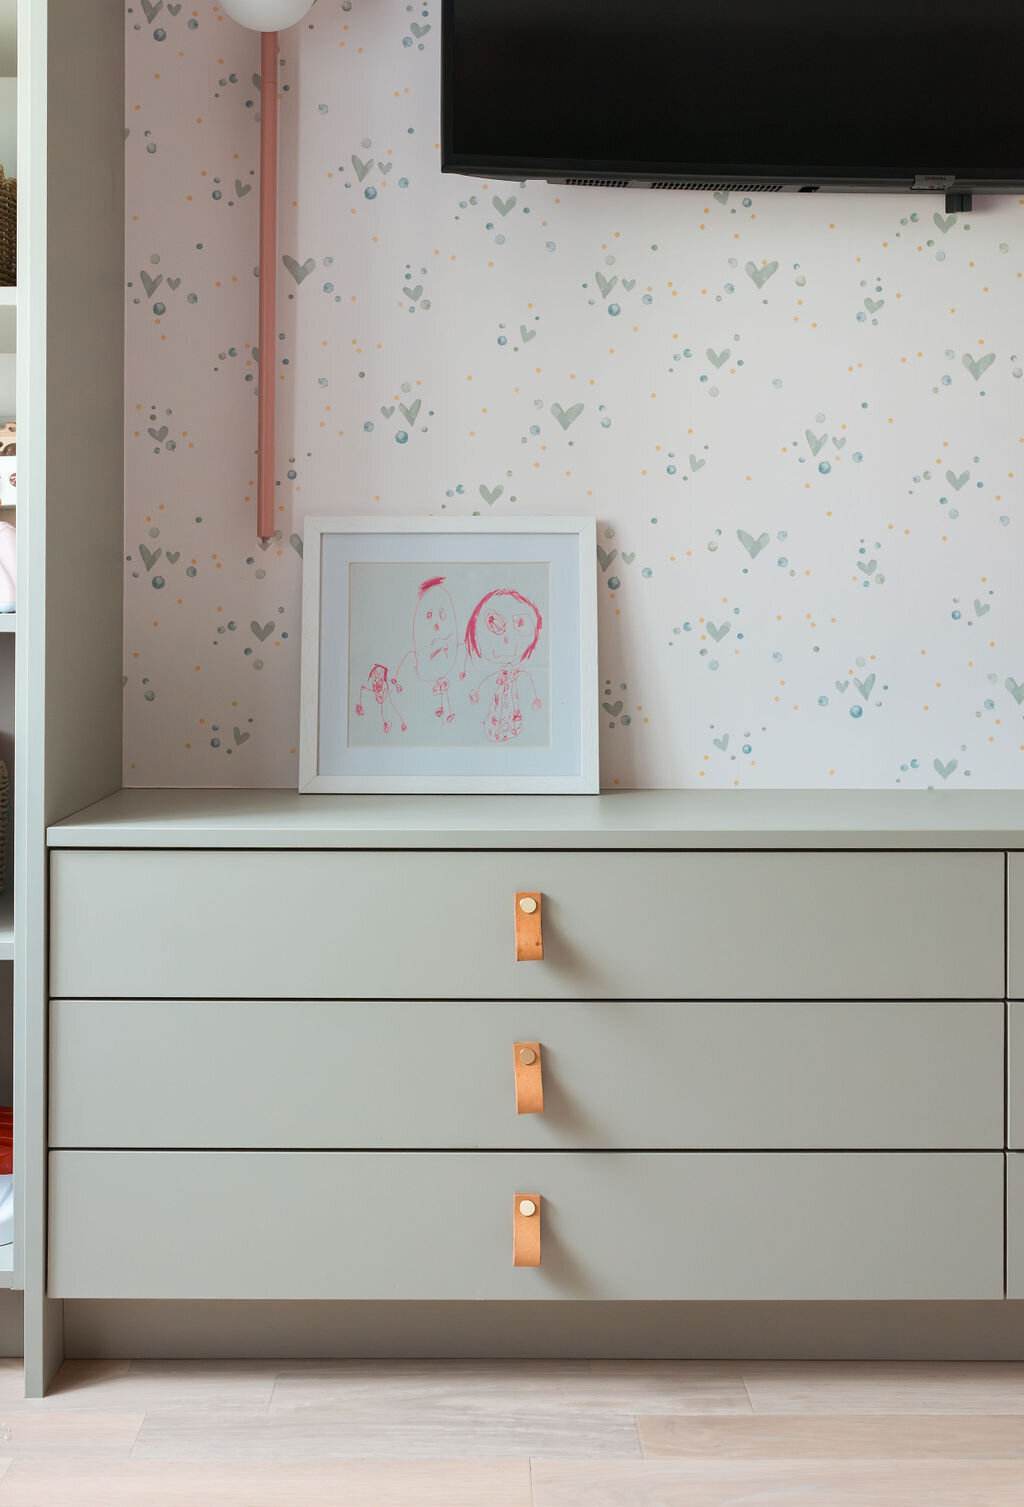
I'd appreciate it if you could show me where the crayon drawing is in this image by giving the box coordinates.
[346,560,550,750]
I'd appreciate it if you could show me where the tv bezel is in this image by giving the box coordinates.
[439,0,1024,193]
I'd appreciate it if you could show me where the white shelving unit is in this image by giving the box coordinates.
[14,0,124,1395]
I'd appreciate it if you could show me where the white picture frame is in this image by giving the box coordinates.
[299,516,599,794]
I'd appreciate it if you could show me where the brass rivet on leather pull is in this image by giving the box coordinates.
[518,1198,537,1217]
[518,896,538,915]
[519,1046,537,1066]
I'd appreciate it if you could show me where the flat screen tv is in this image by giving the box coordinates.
[441,0,1023,203]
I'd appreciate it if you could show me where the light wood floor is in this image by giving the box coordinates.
[0,1359,1021,1503]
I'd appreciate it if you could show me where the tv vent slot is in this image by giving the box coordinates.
[562,178,631,188]
[650,181,782,192]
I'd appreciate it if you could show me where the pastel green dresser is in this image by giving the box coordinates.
[43,790,1021,1313]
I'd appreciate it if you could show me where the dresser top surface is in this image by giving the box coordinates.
[45,787,1024,849]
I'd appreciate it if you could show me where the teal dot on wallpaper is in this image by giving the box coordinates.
[395,431,409,444]
[667,464,676,474]
[850,706,863,719]
[153,302,166,316]
[146,143,157,155]
[607,304,621,317]
[818,461,831,475]
[153,27,166,40]
[364,187,377,200]
[818,696,829,707]
[152,576,165,590]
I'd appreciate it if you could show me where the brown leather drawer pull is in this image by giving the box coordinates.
[513,1192,541,1267]
[514,892,543,962]
[513,1042,544,1115]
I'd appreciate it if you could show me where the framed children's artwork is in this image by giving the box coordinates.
[299,516,599,793]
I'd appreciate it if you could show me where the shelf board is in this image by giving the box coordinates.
[0,890,13,960]
[0,1246,12,1288]
[0,615,15,632]
[0,288,15,308]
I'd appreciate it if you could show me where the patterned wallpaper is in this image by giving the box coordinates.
[125,0,1024,789]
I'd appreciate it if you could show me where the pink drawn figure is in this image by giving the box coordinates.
[355,662,406,735]
[392,576,464,724]
[465,588,543,744]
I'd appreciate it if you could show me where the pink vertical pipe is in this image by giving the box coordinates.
[257,30,279,543]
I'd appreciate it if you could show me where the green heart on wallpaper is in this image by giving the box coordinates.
[974,599,990,617]
[235,181,252,198]
[147,425,168,443]
[621,551,636,565]
[166,276,181,291]
[854,672,875,699]
[479,483,504,505]
[140,270,162,299]
[706,347,730,368]
[832,435,846,449]
[140,0,162,22]
[283,255,316,285]
[596,545,617,572]
[863,297,884,314]
[690,455,706,473]
[551,401,583,430]
[378,161,393,175]
[410,21,430,37]
[520,325,537,342]
[706,621,730,642]
[856,558,877,575]
[351,155,373,182]
[805,429,827,456]
[603,700,624,717]
[963,351,996,381]
[736,529,768,558]
[166,1,181,13]
[380,405,395,419]
[834,679,849,693]
[933,757,958,780]
[139,543,162,572]
[595,270,618,299]
[946,469,969,491]
[492,194,517,216]
[251,620,275,642]
[714,191,729,204]
[233,726,250,746]
[745,260,778,289]
[400,399,421,425]
[402,285,423,303]
[621,278,636,292]
[1005,677,1024,704]
[290,534,303,558]
[165,550,180,564]
[933,211,957,233]
[713,733,729,751]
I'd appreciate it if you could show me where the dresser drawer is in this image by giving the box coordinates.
[1009,1155,1024,1299]
[50,999,1004,1151]
[49,850,1004,1000]
[1009,856,1024,1000]
[48,1150,1003,1300]
[1007,1003,1024,1149]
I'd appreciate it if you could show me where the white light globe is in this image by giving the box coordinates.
[220,0,314,29]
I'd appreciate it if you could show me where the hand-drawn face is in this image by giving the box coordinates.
[466,588,542,669]
[482,602,537,664]
[413,581,457,679]
[368,663,388,698]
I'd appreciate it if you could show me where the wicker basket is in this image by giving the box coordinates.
[0,167,15,288]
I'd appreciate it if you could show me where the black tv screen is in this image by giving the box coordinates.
[442,0,1024,192]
